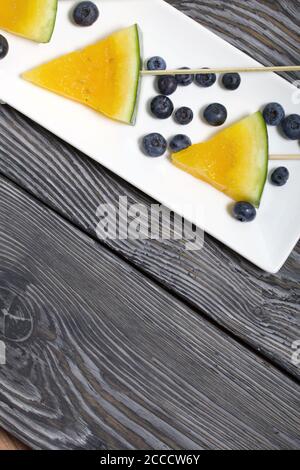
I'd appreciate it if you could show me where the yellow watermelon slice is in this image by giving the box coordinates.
[0,0,58,43]
[22,25,142,125]
[171,112,268,206]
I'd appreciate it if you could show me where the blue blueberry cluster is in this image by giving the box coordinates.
[263,102,300,140]
[144,55,242,158]
[143,57,295,223]
[146,56,244,130]
[143,133,191,157]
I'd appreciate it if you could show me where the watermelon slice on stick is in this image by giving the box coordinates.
[171,112,269,207]
[22,25,142,125]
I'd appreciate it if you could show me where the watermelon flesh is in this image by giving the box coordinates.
[171,112,268,207]
[0,0,58,43]
[22,25,142,125]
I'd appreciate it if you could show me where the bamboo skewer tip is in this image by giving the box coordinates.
[141,65,300,76]
[269,155,300,160]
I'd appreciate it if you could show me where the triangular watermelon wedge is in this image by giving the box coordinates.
[171,112,268,206]
[22,25,142,125]
[0,0,58,43]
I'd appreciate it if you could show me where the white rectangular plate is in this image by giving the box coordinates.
[1,0,299,272]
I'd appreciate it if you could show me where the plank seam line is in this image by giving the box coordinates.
[0,170,299,386]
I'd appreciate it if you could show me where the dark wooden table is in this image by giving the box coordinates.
[0,0,299,450]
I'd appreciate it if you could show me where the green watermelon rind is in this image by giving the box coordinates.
[0,0,58,43]
[252,112,269,207]
[128,24,142,125]
[38,0,58,43]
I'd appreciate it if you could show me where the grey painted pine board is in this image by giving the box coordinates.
[0,0,299,381]
[1,105,297,382]
[0,176,300,450]
[167,0,300,83]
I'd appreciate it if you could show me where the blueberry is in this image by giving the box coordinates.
[281,114,300,140]
[195,69,216,88]
[263,103,285,126]
[233,202,256,222]
[142,133,167,157]
[147,56,167,71]
[203,103,227,126]
[73,1,99,26]
[169,135,192,153]
[150,95,174,119]
[222,73,241,90]
[174,107,194,125]
[157,75,177,95]
[270,167,289,186]
[175,67,194,86]
[0,35,9,59]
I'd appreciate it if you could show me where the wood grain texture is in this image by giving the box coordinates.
[0,106,299,380]
[0,0,299,379]
[0,176,300,450]
[0,0,299,448]
[167,0,300,83]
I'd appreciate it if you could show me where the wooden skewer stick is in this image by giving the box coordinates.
[141,65,300,76]
[270,155,300,160]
